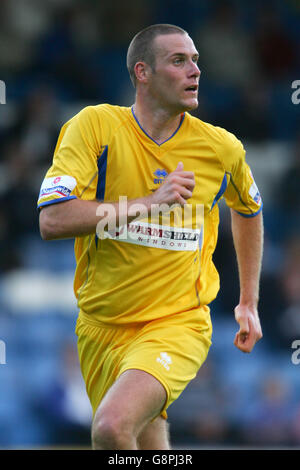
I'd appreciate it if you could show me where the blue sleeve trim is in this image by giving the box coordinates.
[95,145,108,248]
[96,145,108,201]
[211,173,228,211]
[37,195,77,209]
[235,203,263,218]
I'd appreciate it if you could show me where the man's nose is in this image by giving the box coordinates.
[189,61,201,78]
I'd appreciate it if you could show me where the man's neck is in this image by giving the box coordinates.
[133,100,183,145]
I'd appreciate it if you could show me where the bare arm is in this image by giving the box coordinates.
[39,162,195,240]
[230,209,263,353]
[39,197,152,240]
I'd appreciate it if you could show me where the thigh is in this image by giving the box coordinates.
[93,369,167,438]
[117,306,212,418]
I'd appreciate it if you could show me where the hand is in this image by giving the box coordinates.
[151,162,195,207]
[233,304,263,353]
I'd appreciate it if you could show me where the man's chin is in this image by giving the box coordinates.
[182,98,198,112]
[168,98,198,115]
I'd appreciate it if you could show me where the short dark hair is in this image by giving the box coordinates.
[126,24,187,87]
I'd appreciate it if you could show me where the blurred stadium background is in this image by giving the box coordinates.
[0,0,299,449]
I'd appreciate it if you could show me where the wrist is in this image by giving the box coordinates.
[137,194,154,215]
[239,299,258,305]
[239,291,259,309]
[237,302,259,315]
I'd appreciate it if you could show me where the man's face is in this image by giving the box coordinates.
[146,33,201,113]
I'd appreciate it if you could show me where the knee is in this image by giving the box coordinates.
[92,412,133,450]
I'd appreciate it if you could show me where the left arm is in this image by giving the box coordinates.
[230,209,264,353]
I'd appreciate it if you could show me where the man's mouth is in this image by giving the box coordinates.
[185,85,198,94]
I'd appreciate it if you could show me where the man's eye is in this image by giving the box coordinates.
[174,58,184,65]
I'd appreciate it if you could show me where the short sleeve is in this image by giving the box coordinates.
[37,106,101,209]
[222,135,263,217]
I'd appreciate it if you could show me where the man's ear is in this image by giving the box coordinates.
[134,62,151,84]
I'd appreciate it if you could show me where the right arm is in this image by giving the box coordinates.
[39,196,153,240]
[39,162,195,241]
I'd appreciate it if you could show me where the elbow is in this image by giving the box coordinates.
[39,209,58,241]
[39,226,53,241]
[39,222,54,241]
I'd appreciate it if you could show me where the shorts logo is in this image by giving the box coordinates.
[156,352,172,371]
[153,169,168,185]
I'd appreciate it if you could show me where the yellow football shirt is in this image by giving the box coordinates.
[38,104,262,324]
